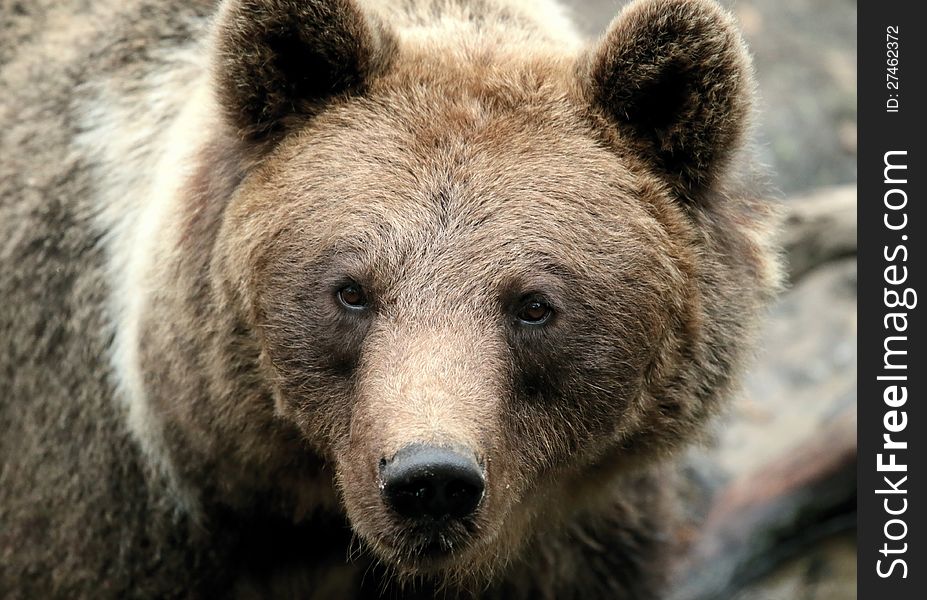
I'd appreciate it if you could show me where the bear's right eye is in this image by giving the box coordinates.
[337,283,369,310]
[515,296,554,325]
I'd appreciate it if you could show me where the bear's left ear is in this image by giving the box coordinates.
[582,0,754,201]
[214,0,396,148]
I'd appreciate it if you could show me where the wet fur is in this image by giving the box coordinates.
[1,0,779,597]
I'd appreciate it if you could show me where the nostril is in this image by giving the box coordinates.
[443,477,484,518]
[380,444,485,521]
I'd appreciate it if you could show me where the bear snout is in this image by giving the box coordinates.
[379,444,485,522]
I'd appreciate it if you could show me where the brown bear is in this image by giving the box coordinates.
[0,0,780,597]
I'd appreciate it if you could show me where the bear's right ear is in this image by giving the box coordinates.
[214,0,396,147]
[582,0,754,202]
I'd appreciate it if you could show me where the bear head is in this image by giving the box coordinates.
[161,0,780,583]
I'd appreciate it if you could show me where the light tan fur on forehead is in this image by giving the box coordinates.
[365,0,582,48]
[236,56,690,278]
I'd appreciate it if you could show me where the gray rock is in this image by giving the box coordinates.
[670,256,857,599]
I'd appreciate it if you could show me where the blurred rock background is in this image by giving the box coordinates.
[564,1,858,598]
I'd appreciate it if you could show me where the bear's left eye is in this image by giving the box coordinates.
[337,283,369,310]
[516,297,553,325]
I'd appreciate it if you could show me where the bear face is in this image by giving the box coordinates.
[217,84,693,572]
[193,0,778,582]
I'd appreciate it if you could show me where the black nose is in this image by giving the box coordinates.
[380,444,485,521]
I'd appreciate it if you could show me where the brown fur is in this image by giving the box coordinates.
[1,0,780,597]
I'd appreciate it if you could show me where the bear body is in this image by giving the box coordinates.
[0,0,779,597]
